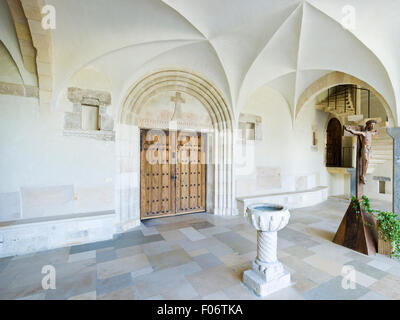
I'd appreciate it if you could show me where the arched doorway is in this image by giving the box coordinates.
[326,118,342,167]
[115,70,235,231]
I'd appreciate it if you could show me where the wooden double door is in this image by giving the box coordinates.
[140,129,206,219]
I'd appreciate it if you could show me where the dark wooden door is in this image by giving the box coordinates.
[326,118,342,167]
[140,129,206,219]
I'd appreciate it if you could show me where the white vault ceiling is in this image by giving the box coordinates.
[27,0,400,122]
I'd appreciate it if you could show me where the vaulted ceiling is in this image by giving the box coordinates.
[2,0,400,123]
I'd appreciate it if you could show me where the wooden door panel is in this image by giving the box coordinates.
[140,130,175,219]
[140,129,206,219]
[176,131,206,214]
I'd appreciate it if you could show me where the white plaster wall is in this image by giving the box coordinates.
[0,94,115,219]
[235,85,330,198]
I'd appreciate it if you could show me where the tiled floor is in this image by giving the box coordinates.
[1,197,400,300]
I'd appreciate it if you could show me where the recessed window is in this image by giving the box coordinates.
[81,104,99,130]
[379,181,386,194]
[239,122,255,141]
[312,131,317,146]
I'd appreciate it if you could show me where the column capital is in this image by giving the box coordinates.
[387,127,400,139]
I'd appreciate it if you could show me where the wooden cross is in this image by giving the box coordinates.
[171,92,185,120]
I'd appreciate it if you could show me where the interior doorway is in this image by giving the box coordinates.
[326,118,343,167]
[140,129,207,219]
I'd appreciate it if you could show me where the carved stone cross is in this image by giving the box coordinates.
[171,92,185,121]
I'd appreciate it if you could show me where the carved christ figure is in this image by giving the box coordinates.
[344,120,378,184]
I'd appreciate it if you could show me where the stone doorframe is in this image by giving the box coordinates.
[115,70,236,232]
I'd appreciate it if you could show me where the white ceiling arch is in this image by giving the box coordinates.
[46,0,399,124]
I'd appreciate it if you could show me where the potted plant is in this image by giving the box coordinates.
[352,195,400,259]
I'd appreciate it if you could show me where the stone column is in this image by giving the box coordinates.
[115,122,141,232]
[387,127,400,214]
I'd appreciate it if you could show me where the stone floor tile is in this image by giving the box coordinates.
[207,242,234,257]
[0,257,12,273]
[283,245,315,259]
[291,273,319,293]
[97,286,136,300]
[262,286,304,300]
[346,260,387,280]
[353,270,378,288]
[131,266,153,279]
[280,255,333,284]
[134,271,195,299]
[202,291,230,300]
[159,230,186,242]
[68,291,97,300]
[292,216,323,225]
[68,250,96,263]
[69,239,114,255]
[222,283,259,300]
[193,253,222,270]
[186,265,239,297]
[115,245,142,259]
[303,276,369,300]
[214,232,255,255]
[113,231,164,249]
[146,295,164,300]
[177,237,221,252]
[198,226,231,237]
[147,248,192,271]
[140,226,160,236]
[179,227,207,241]
[358,291,389,300]
[46,270,97,300]
[1,282,46,300]
[97,254,150,280]
[188,248,209,257]
[96,272,133,297]
[17,292,47,300]
[343,250,373,264]
[141,240,174,256]
[303,254,345,277]
[367,259,394,272]
[369,274,400,299]
[190,221,214,230]
[161,280,199,300]
[96,248,117,264]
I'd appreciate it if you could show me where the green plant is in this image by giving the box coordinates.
[351,195,400,259]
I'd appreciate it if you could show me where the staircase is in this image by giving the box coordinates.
[316,85,356,118]
[368,124,393,174]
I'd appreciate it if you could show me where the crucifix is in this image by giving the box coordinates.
[333,119,379,255]
[343,120,378,199]
[170,92,185,121]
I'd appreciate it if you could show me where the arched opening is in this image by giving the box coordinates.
[116,70,235,231]
[326,118,342,167]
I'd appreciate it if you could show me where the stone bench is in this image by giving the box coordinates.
[236,186,328,216]
[0,210,116,258]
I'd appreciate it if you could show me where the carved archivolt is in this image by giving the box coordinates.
[117,70,236,221]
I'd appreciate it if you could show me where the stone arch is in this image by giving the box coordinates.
[116,69,236,231]
[296,71,397,127]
